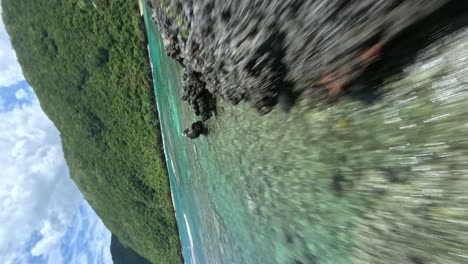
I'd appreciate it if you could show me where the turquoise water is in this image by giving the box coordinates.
[143,4,468,264]
[142,6,207,264]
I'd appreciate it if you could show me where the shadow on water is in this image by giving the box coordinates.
[348,1,468,103]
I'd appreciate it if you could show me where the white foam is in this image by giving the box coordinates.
[184,213,197,264]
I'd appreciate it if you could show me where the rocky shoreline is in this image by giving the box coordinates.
[148,0,456,120]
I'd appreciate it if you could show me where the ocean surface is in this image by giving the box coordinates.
[142,4,468,264]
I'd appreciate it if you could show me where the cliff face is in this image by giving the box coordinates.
[148,0,460,116]
[2,0,182,263]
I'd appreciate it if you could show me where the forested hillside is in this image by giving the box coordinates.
[2,0,181,263]
[111,234,152,264]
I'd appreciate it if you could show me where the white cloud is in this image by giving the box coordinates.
[78,202,113,264]
[55,201,112,264]
[86,209,113,264]
[46,248,64,264]
[0,6,24,87]
[78,254,89,264]
[15,88,28,100]
[31,220,67,257]
[0,97,82,263]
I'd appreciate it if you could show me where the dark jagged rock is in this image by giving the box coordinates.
[180,66,215,121]
[183,121,207,139]
[149,0,454,117]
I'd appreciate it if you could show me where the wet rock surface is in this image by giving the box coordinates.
[180,67,215,121]
[147,0,464,118]
[183,120,207,139]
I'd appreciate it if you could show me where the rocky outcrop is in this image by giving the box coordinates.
[183,121,207,139]
[149,0,453,117]
[181,67,215,121]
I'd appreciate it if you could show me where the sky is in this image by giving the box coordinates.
[1,5,112,264]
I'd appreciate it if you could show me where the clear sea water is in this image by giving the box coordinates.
[142,3,468,264]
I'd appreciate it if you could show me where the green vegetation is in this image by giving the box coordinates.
[111,234,152,264]
[2,0,182,263]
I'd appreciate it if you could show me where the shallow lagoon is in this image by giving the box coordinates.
[143,3,468,263]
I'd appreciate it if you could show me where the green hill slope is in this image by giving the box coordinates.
[111,234,152,264]
[2,0,182,263]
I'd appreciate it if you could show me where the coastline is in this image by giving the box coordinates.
[140,1,185,262]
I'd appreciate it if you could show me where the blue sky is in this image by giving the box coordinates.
[1,4,112,264]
